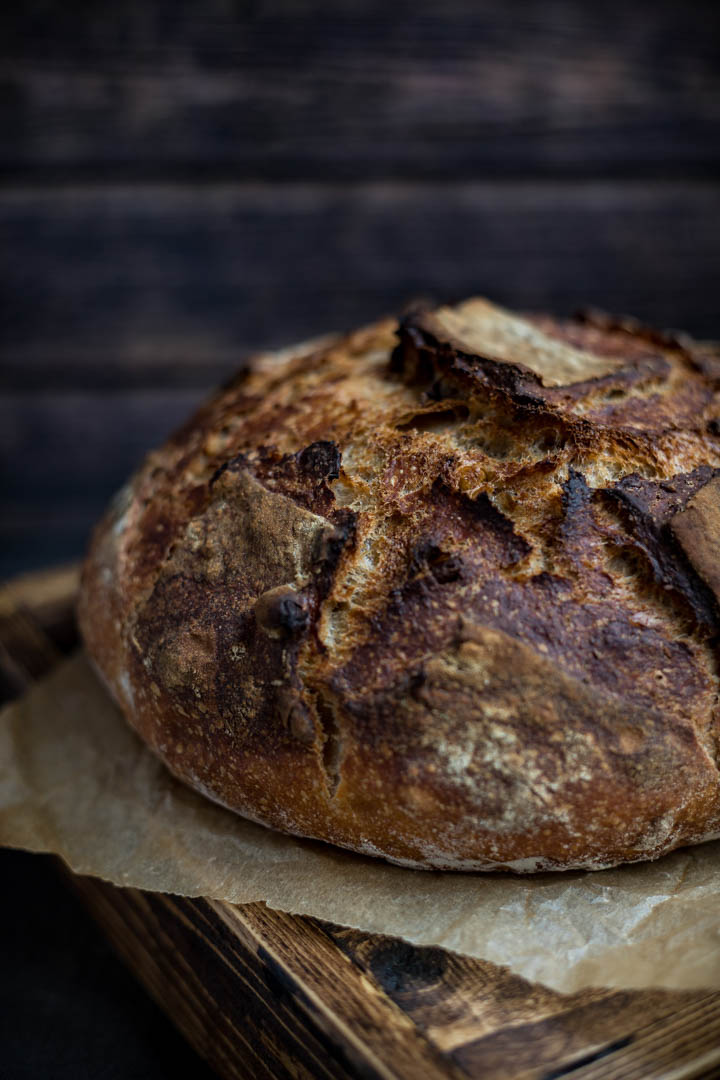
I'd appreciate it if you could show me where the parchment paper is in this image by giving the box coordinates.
[1,652,718,994]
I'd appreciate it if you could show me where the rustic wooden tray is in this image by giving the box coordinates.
[2,564,720,1080]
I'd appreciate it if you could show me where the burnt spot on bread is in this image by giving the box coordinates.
[312,509,357,571]
[438,483,532,566]
[257,443,343,516]
[310,510,359,633]
[608,467,719,528]
[562,467,591,519]
[389,322,436,384]
[208,451,248,488]
[209,441,343,518]
[254,585,311,639]
[407,540,464,585]
[557,468,601,572]
[296,440,342,482]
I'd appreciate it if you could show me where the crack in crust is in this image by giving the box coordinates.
[79,298,720,871]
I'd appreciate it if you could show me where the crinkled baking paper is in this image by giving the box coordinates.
[1,653,718,993]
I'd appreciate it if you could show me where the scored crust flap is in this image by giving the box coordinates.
[413,297,625,387]
[671,476,720,605]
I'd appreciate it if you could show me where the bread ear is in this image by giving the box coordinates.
[672,476,720,606]
[420,297,623,387]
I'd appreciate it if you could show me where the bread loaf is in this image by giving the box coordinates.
[78,297,720,871]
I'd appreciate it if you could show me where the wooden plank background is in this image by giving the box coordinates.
[2,0,720,576]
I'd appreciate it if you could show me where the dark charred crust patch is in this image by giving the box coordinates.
[432,336,545,409]
[431,481,531,565]
[310,510,358,630]
[562,468,592,517]
[408,540,464,585]
[558,468,599,569]
[611,468,719,523]
[395,306,712,439]
[210,442,343,517]
[296,440,342,482]
[254,586,311,638]
[259,444,340,515]
[313,509,357,570]
[389,323,436,384]
[394,312,543,407]
[603,468,720,631]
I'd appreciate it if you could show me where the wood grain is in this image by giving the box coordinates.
[212,902,464,1079]
[61,884,363,1080]
[2,563,720,1079]
[327,929,720,1080]
[0,603,61,698]
[2,0,719,181]
[3,181,720,393]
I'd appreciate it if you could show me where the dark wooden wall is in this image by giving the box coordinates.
[2,0,720,577]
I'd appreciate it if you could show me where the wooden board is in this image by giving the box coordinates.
[2,564,720,1080]
[3,0,719,181]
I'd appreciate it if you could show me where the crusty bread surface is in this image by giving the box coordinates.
[78,297,720,871]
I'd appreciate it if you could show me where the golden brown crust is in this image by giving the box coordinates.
[78,299,720,871]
